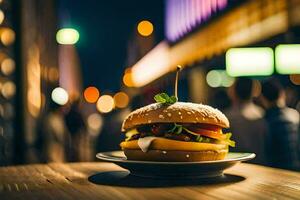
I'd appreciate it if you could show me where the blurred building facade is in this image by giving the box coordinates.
[0,0,17,165]
[16,0,59,164]
[125,0,300,166]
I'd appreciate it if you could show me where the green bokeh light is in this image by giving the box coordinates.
[206,70,222,87]
[56,28,79,45]
[206,70,235,88]
[226,47,274,77]
[275,44,300,74]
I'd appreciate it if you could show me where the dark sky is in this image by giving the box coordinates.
[58,0,164,93]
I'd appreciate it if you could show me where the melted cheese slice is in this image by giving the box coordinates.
[137,137,157,152]
[120,137,228,152]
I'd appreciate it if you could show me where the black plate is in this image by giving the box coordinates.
[96,151,255,179]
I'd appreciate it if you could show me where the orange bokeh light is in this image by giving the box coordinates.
[123,72,134,87]
[137,20,153,37]
[0,27,15,46]
[84,86,100,103]
[114,92,129,108]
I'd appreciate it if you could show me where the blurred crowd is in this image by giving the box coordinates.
[33,100,91,163]
[224,78,300,171]
[29,77,300,171]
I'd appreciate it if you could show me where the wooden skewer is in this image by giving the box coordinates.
[175,65,182,99]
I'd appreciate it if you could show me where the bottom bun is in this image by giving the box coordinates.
[124,149,228,162]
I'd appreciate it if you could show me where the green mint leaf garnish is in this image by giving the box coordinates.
[154,93,177,104]
[169,95,178,103]
[154,93,167,103]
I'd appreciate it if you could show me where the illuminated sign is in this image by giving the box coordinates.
[275,44,300,74]
[226,48,274,77]
[165,0,228,42]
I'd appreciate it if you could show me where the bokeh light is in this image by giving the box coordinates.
[206,70,222,88]
[123,71,134,87]
[56,28,79,45]
[0,9,5,25]
[84,86,100,103]
[220,71,235,87]
[51,87,69,105]
[1,58,15,75]
[226,47,274,77]
[1,81,15,99]
[96,95,114,113]
[87,113,103,134]
[206,70,235,88]
[0,27,15,46]
[137,20,153,37]
[275,44,300,74]
[113,92,129,108]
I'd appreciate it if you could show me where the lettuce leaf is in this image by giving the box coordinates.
[223,132,236,147]
[168,123,183,134]
[183,127,235,147]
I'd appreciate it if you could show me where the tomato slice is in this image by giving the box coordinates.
[186,127,226,140]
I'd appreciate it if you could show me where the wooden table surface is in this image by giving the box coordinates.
[0,162,300,200]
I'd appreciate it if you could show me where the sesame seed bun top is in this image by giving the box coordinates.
[122,102,229,131]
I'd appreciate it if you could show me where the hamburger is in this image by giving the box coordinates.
[120,96,235,162]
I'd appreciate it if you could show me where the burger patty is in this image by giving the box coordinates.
[128,123,212,142]
[129,132,192,142]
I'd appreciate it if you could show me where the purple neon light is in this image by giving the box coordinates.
[165,0,228,42]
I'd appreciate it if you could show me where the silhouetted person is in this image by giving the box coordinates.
[96,110,125,153]
[225,78,267,164]
[261,79,299,170]
[35,101,67,162]
[64,100,86,162]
